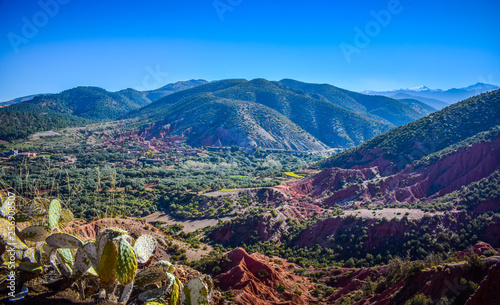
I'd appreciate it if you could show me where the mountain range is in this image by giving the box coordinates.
[362,82,499,109]
[0,80,207,141]
[124,78,436,150]
[0,79,208,107]
[3,79,496,152]
[0,79,436,150]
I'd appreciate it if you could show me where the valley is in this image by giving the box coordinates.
[0,82,499,305]
[2,0,499,303]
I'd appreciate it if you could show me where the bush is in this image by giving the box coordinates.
[405,293,431,305]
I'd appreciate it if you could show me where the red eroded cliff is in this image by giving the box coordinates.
[215,248,317,305]
[287,135,500,208]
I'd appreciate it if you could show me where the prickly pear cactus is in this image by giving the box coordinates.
[96,228,129,265]
[105,227,129,239]
[47,199,62,231]
[0,194,13,216]
[138,272,175,302]
[0,218,27,250]
[58,248,74,269]
[20,225,51,242]
[118,280,135,303]
[115,237,137,285]
[46,233,83,249]
[17,261,43,274]
[98,240,117,286]
[133,235,157,264]
[58,209,74,226]
[35,249,42,264]
[181,277,209,305]
[96,230,110,265]
[74,241,98,277]
[29,197,51,216]
[170,277,183,305]
[135,260,174,286]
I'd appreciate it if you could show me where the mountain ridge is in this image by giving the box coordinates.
[0,78,437,147]
[126,78,433,151]
[363,82,499,108]
[320,89,500,174]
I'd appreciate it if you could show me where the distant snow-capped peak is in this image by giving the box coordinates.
[406,85,431,92]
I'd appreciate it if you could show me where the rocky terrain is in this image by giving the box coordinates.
[287,132,500,208]
[210,244,500,305]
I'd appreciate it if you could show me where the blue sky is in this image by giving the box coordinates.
[0,0,499,101]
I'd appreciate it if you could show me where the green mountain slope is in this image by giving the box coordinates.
[146,94,328,151]
[0,86,157,141]
[125,79,247,120]
[320,89,500,173]
[128,78,408,150]
[212,79,393,148]
[26,86,150,121]
[398,98,437,114]
[143,79,208,102]
[0,103,91,141]
[277,79,432,126]
[116,88,152,108]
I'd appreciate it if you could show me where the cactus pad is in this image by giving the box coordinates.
[181,277,209,305]
[96,228,129,264]
[133,235,157,264]
[20,225,51,242]
[74,242,99,278]
[47,199,62,231]
[46,233,83,249]
[138,272,175,301]
[58,209,74,226]
[0,218,28,250]
[98,240,117,286]
[58,248,74,266]
[170,278,183,305]
[18,261,43,274]
[115,237,137,285]
[0,194,13,216]
[135,260,174,286]
[30,197,50,215]
[118,280,135,303]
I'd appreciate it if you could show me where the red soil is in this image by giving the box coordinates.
[215,248,317,305]
[285,135,500,208]
[457,241,498,259]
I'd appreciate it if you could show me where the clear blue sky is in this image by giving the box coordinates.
[1,0,499,101]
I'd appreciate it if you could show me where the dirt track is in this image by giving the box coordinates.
[143,211,233,233]
[344,208,443,220]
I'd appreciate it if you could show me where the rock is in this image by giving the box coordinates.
[215,248,317,305]
[457,242,498,259]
